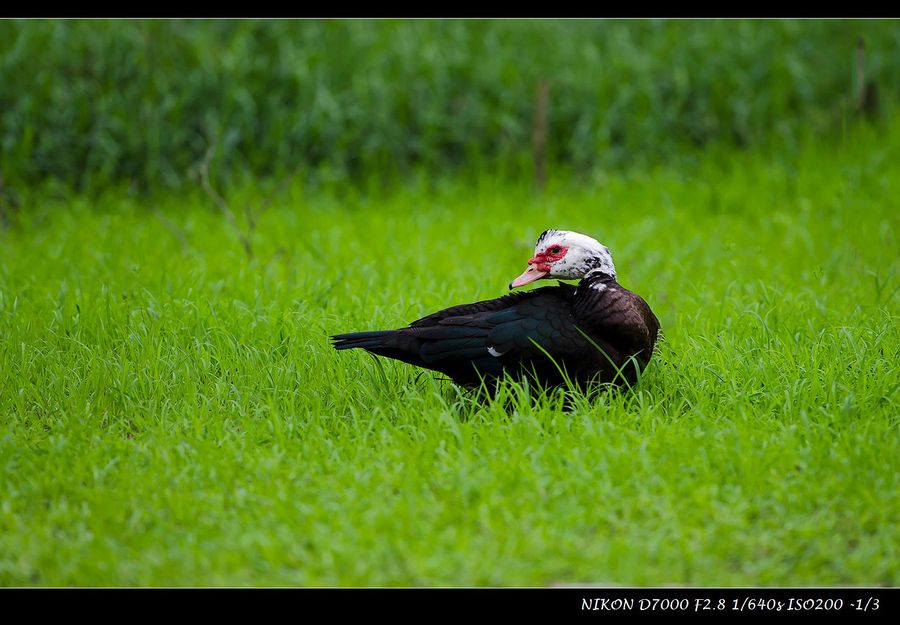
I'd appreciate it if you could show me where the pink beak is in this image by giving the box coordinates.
[509,264,549,289]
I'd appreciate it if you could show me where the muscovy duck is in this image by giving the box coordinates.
[332,230,660,392]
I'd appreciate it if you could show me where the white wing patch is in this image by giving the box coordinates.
[487,346,508,357]
[591,282,608,292]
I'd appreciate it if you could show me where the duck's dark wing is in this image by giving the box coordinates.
[332,279,660,390]
[332,284,597,388]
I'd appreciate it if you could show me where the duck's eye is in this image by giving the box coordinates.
[549,246,562,255]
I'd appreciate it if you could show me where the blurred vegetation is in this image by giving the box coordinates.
[1,19,898,192]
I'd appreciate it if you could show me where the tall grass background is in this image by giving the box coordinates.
[1,19,898,193]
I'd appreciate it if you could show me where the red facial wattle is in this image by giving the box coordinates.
[509,246,569,289]
[527,246,568,272]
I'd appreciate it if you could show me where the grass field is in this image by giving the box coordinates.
[1,122,898,586]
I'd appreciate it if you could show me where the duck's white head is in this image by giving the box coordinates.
[509,229,616,289]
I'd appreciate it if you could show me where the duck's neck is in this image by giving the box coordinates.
[576,271,618,297]
[583,268,617,282]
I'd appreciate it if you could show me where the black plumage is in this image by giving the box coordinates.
[332,272,659,393]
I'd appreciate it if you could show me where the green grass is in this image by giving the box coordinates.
[2,19,899,191]
[0,122,898,586]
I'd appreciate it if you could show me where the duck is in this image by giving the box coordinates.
[332,229,659,394]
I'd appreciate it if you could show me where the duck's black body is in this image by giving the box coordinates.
[332,272,659,392]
